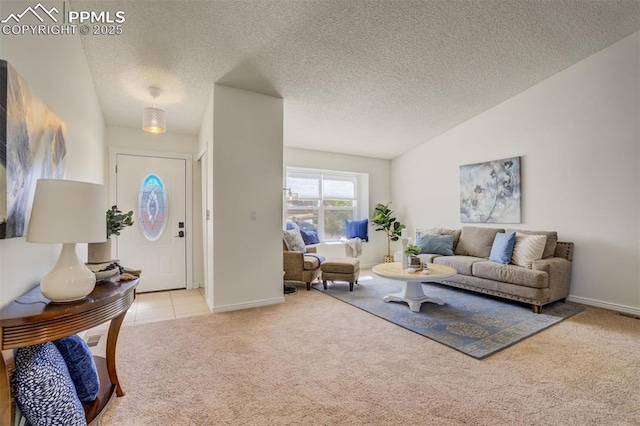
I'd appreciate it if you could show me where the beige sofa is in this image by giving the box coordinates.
[417,226,573,313]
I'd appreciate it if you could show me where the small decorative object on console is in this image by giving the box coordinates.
[88,206,134,264]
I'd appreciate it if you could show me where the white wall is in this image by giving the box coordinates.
[0,30,105,308]
[198,90,214,305]
[104,126,204,287]
[392,32,640,314]
[284,148,392,267]
[210,85,284,311]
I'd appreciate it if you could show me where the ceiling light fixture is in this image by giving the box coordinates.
[142,86,166,134]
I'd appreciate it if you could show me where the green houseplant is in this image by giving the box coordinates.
[372,202,406,263]
[405,243,420,256]
[106,205,134,238]
[88,205,134,264]
[405,243,422,268]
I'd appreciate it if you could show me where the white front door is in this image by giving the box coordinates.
[115,153,187,292]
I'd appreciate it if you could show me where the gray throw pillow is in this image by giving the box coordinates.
[454,226,505,258]
[415,233,455,256]
[416,227,461,249]
[283,228,306,253]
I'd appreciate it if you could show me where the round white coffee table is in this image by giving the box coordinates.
[372,262,456,312]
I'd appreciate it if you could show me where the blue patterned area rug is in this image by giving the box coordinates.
[314,277,584,359]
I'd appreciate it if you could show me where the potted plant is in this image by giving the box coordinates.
[372,202,406,263]
[405,243,422,268]
[88,205,134,264]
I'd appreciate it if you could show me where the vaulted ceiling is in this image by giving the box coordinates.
[75,0,640,159]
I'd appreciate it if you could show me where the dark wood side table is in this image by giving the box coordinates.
[0,278,138,426]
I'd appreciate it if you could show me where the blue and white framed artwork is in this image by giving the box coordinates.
[459,156,521,223]
[0,60,67,239]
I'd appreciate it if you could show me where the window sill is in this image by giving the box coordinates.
[308,241,345,248]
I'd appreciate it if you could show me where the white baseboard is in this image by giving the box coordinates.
[210,296,285,313]
[567,295,640,316]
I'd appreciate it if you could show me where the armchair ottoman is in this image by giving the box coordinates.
[321,258,360,291]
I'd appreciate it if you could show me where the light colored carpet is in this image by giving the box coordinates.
[315,278,584,359]
[99,288,640,425]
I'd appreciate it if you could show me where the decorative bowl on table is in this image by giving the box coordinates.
[94,268,119,282]
[86,261,121,282]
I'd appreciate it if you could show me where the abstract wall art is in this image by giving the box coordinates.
[459,156,521,223]
[0,60,67,239]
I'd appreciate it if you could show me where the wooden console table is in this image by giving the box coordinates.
[0,279,138,425]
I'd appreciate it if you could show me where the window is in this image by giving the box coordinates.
[286,168,368,242]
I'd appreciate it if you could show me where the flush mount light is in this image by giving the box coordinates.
[142,86,166,134]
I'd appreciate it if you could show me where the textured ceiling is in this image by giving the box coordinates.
[74,0,640,159]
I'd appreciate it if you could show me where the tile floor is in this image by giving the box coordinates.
[83,287,209,338]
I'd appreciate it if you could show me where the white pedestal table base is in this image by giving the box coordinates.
[383,281,444,312]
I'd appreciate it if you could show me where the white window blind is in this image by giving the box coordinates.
[286,168,366,242]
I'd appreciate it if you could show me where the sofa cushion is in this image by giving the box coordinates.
[416,228,461,248]
[283,228,306,253]
[417,253,442,263]
[303,254,323,270]
[415,233,454,256]
[434,255,485,276]
[489,231,516,264]
[511,233,547,268]
[454,226,504,258]
[507,229,558,259]
[473,261,548,288]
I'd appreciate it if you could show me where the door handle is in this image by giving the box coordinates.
[175,231,185,238]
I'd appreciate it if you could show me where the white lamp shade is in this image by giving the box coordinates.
[143,107,166,133]
[27,179,106,244]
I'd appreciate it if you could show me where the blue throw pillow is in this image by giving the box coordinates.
[285,221,299,230]
[14,343,87,426]
[53,335,100,402]
[295,221,317,232]
[415,233,455,256]
[489,231,516,264]
[300,229,320,245]
[345,218,368,242]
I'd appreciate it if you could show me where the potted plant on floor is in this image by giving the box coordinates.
[372,202,406,263]
[88,205,134,264]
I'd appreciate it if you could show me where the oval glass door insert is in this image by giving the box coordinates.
[138,174,168,241]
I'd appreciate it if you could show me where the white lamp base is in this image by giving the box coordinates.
[41,243,97,302]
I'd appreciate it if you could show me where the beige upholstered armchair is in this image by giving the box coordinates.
[283,242,322,290]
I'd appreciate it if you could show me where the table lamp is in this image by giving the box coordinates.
[26,179,106,302]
